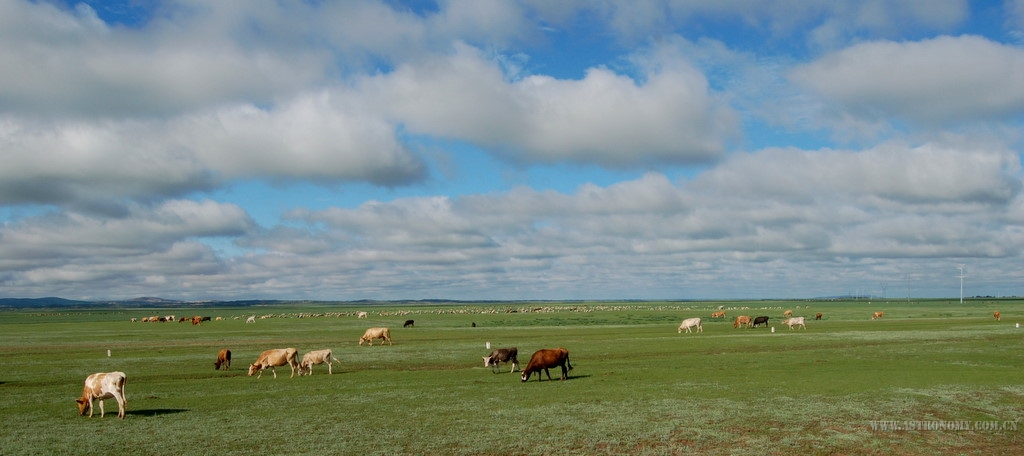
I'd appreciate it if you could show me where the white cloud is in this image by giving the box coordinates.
[790,35,1024,124]
[365,42,737,167]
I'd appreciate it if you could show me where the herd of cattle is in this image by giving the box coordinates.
[78,306,1007,419]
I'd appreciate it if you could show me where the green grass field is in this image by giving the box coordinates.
[1,299,1022,455]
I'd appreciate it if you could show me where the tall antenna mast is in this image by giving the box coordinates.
[957,264,966,304]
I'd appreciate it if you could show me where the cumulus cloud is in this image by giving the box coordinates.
[790,35,1024,124]
[365,42,737,167]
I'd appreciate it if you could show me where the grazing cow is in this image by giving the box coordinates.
[994,311,1001,321]
[752,316,770,328]
[783,310,793,317]
[872,311,884,320]
[214,349,231,370]
[76,372,127,419]
[710,310,726,319]
[298,349,340,375]
[404,319,414,328]
[521,348,573,382]
[734,315,752,329]
[247,348,299,379]
[358,327,392,346]
[357,312,368,319]
[246,315,256,324]
[192,316,202,326]
[815,313,823,320]
[483,347,519,373]
[677,317,703,334]
[783,317,806,330]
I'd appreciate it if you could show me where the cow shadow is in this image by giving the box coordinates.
[126,409,189,417]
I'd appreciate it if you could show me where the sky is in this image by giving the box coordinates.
[1,0,1023,302]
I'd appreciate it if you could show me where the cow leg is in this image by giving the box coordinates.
[116,395,126,419]
[98,399,105,418]
[271,367,277,379]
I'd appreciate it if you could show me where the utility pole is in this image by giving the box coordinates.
[957,264,965,304]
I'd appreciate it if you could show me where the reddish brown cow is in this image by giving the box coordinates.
[247,348,299,379]
[76,372,127,419]
[994,311,1001,321]
[872,311,884,320]
[733,315,752,328]
[710,310,726,319]
[815,313,823,320]
[521,348,573,382]
[214,349,231,370]
[192,315,202,325]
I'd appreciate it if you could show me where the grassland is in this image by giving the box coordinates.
[1,299,1022,455]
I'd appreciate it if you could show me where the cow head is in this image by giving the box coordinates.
[76,398,89,416]
[247,364,259,376]
[483,356,494,367]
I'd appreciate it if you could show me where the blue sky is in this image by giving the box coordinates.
[1,0,1023,301]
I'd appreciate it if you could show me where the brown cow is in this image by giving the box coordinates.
[214,349,231,370]
[783,310,793,317]
[733,315,752,328]
[872,311,884,320]
[247,348,299,378]
[815,313,823,320]
[76,372,127,419]
[710,310,726,319]
[358,327,392,346]
[994,311,1001,321]
[521,348,573,382]
[192,315,202,325]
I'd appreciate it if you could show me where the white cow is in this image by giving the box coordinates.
[246,315,256,324]
[677,317,703,334]
[357,311,368,319]
[298,349,340,375]
[76,372,127,419]
[783,317,806,330]
[359,327,392,346]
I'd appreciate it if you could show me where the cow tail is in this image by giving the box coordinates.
[566,354,574,371]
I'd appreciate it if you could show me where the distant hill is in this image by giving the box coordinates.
[0,297,93,308]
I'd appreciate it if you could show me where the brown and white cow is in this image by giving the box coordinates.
[247,348,299,378]
[872,311,884,320]
[76,372,127,419]
[192,315,202,325]
[358,327,392,346]
[483,347,519,373]
[782,316,806,330]
[994,311,1001,321]
[783,310,793,317]
[298,349,340,375]
[521,348,573,382]
[733,315,752,328]
[214,349,231,370]
[677,317,702,334]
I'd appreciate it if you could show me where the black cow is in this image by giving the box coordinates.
[403,319,414,328]
[483,347,519,373]
[752,316,770,327]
